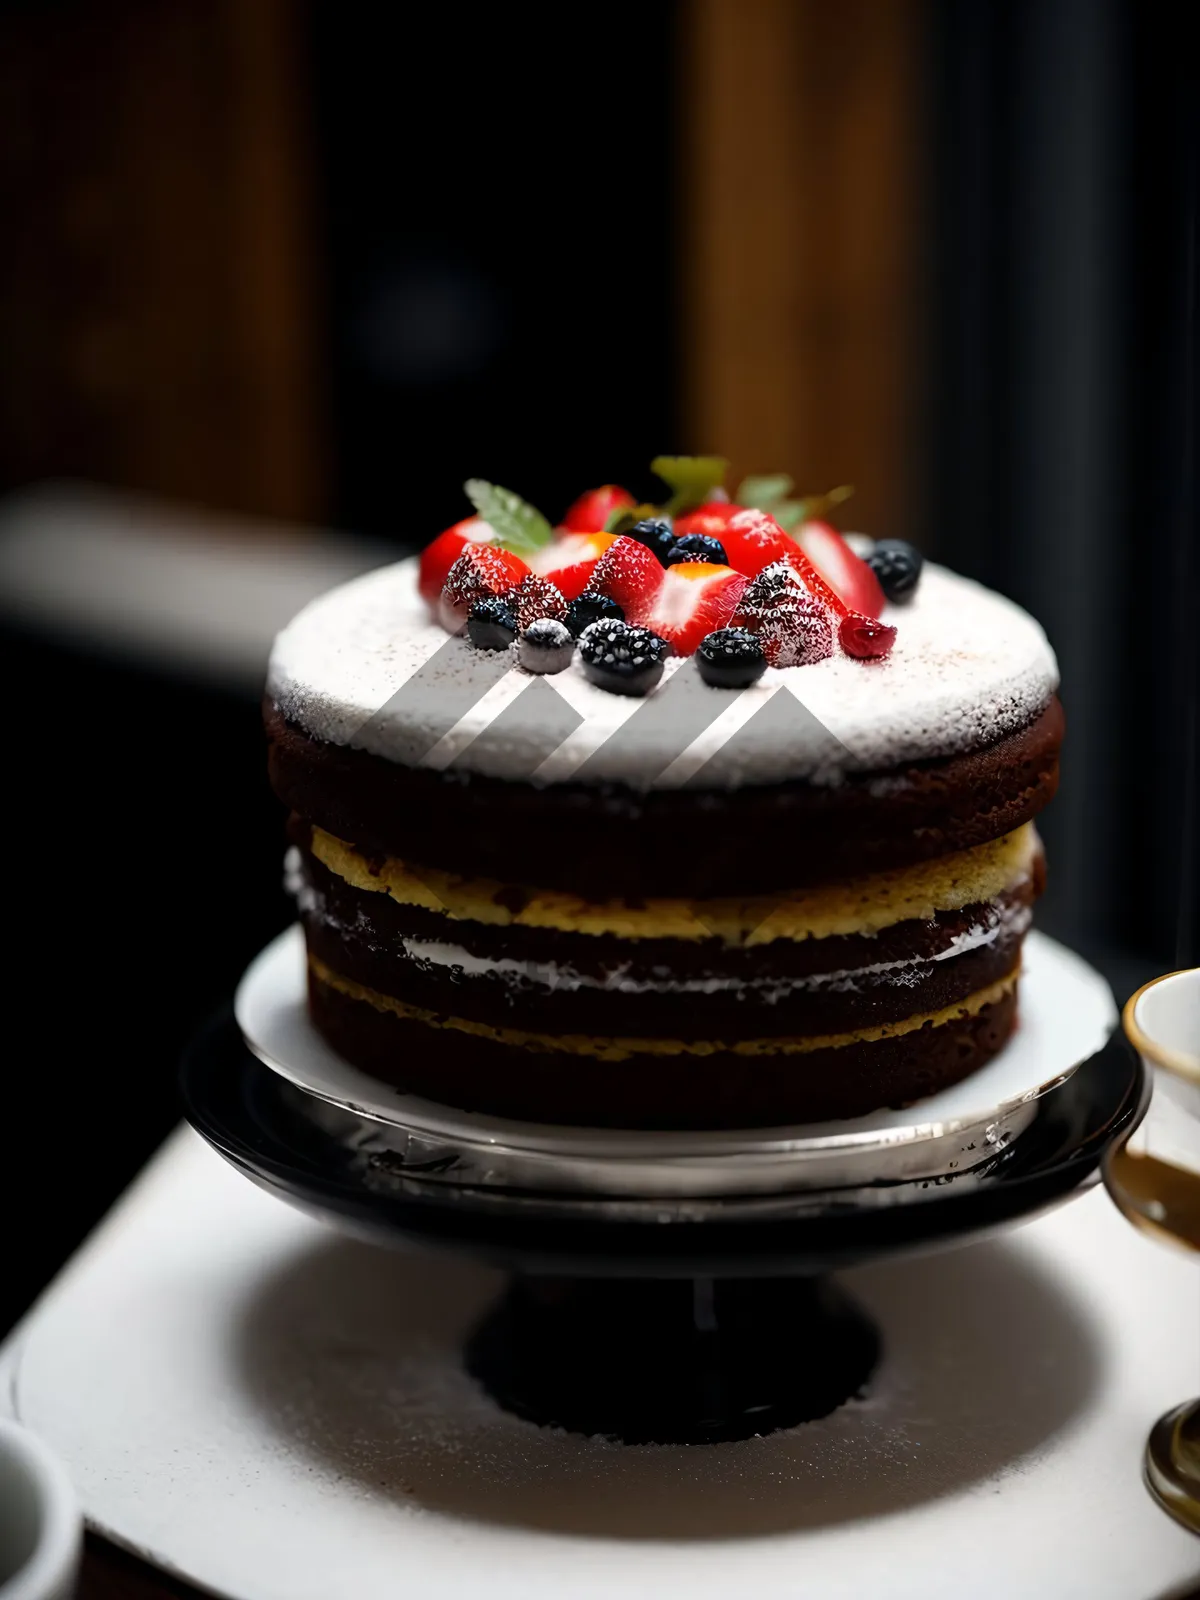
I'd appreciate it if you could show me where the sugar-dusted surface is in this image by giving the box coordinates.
[267,557,1058,788]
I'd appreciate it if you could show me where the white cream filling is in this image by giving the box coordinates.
[294,859,1032,1005]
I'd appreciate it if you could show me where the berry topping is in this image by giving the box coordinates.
[518,617,575,674]
[865,538,924,602]
[466,596,518,651]
[531,531,617,600]
[439,545,530,634]
[578,620,669,697]
[838,611,898,660]
[418,517,493,611]
[666,532,729,566]
[674,504,745,537]
[560,484,636,533]
[564,590,625,636]
[588,534,665,622]
[731,562,834,666]
[625,517,676,565]
[510,573,567,629]
[644,562,748,656]
[719,508,797,577]
[696,627,768,689]
[796,519,886,618]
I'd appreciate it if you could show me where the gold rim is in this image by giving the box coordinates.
[1122,969,1200,1085]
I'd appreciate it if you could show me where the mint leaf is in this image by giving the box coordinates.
[772,499,806,532]
[605,501,659,534]
[463,479,554,556]
[800,484,856,523]
[651,455,728,514]
[736,473,793,510]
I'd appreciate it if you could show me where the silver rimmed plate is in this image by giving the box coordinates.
[234,925,1115,1198]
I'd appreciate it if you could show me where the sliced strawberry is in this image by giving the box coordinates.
[780,542,897,659]
[719,508,797,578]
[588,534,664,623]
[645,562,748,655]
[674,503,747,539]
[418,517,494,611]
[796,519,886,618]
[560,484,636,533]
[511,573,567,629]
[531,531,617,600]
[438,545,530,635]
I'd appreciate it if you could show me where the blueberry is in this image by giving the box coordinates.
[866,539,923,602]
[564,590,625,637]
[518,617,575,674]
[696,628,768,688]
[626,517,676,565]
[666,533,728,566]
[578,620,669,697]
[467,596,518,650]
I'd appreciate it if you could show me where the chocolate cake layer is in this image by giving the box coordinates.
[307,964,1019,1128]
[297,835,1039,977]
[294,845,1033,1038]
[265,696,1062,899]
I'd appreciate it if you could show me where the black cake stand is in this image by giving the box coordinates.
[181,1014,1144,1447]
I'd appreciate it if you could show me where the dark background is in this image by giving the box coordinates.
[0,0,1194,1336]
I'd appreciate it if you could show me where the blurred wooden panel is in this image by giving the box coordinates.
[681,0,921,536]
[0,0,323,522]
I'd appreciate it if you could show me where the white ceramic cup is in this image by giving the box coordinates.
[1124,966,1200,1118]
[0,1419,80,1600]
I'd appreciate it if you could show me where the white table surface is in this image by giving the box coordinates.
[3,1127,1198,1600]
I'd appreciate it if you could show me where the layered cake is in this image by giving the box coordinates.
[266,461,1061,1128]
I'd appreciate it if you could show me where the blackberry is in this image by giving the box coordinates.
[696,628,768,689]
[866,539,923,602]
[578,619,669,697]
[666,533,728,567]
[466,596,518,650]
[518,617,575,674]
[564,590,625,637]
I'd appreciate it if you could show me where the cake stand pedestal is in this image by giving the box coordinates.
[466,1274,880,1445]
[182,992,1143,1445]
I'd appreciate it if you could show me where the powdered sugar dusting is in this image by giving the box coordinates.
[267,557,1058,789]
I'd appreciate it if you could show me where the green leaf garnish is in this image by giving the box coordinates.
[651,455,728,514]
[735,473,793,510]
[771,499,807,532]
[605,502,659,534]
[799,484,855,522]
[775,484,856,534]
[463,479,554,556]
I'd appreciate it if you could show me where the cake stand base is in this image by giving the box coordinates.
[465,1274,880,1444]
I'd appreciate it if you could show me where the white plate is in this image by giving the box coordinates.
[235,925,1115,1196]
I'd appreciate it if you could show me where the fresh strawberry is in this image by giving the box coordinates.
[438,545,530,635]
[731,562,834,666]
[719,508,797,578]
[674,503,746,539]
[780,541,897,660]
[531,531,617,600]
[510,573,567,629]
[418,517,494,611]
[796,519,886,618]
[587,534,664,622]
[645,562,748,655]
[560,484,636,533]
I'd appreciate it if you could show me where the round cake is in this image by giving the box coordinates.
[265,470,1061,1128]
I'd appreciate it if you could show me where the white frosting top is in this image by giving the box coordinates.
[267,557,1058,790]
